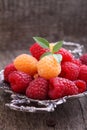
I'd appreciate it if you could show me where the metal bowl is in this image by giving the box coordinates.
[0,41,86,113]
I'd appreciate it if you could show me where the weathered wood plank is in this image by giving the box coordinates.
[79,97,87,129]
[0,0,87,51]
[55,99,85,130]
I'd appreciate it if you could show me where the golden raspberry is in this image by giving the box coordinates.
[37,55,61,79]
[14,54,38,75]
[49,43,55,52]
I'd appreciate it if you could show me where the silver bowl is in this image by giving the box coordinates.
[0,41,86,113]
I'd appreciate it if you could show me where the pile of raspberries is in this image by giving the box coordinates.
[4,45,87,100]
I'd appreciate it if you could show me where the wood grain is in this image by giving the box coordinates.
[0,0,87,50]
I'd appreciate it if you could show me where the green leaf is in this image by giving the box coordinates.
[52,41,63,53]
[40,52,52,59]
[53,54,62,63]
[33,37,49,48]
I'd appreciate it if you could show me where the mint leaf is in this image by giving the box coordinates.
[33,37,49,48]
[40,52,52,59]
[53,54,62,63]
[53,41,63,53]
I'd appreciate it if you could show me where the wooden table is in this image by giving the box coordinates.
[0,0,87,130]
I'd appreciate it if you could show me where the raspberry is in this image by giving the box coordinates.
[63,79,78,96]
[14,54,38,75]
[49,43,55,52]
[49,78,65,99]
[9,71,33,93]
[4,63,17,82]
[49,77,78,99]
[59,62,80,81]
[80,53,87,65]
[71,58,82,66]
[26,77,49,100]
[30,43,49,60]
[78,65,87,83]
[37,55,61,79]
[74,80,86,93]
[56,48,73,62]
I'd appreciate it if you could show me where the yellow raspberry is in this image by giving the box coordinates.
[37,55,61,79]
[14,54,38,75]
[49,43,55,52]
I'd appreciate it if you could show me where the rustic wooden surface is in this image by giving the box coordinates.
[0,0,87,130]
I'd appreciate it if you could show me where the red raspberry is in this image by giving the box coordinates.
[80,53,87,65]
[59,62,80,81]
[49,78,65,99]
[9,71,33,93]
[78,65,87,83]
[74,80,86,93]
[49,77,78,99]
[56,48,73,62]
[71,58,82,67]
[26,77,49,100]
[4,63,17,82]
[30,43,49,60]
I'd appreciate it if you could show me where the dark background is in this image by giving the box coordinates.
[0,0,87,51]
